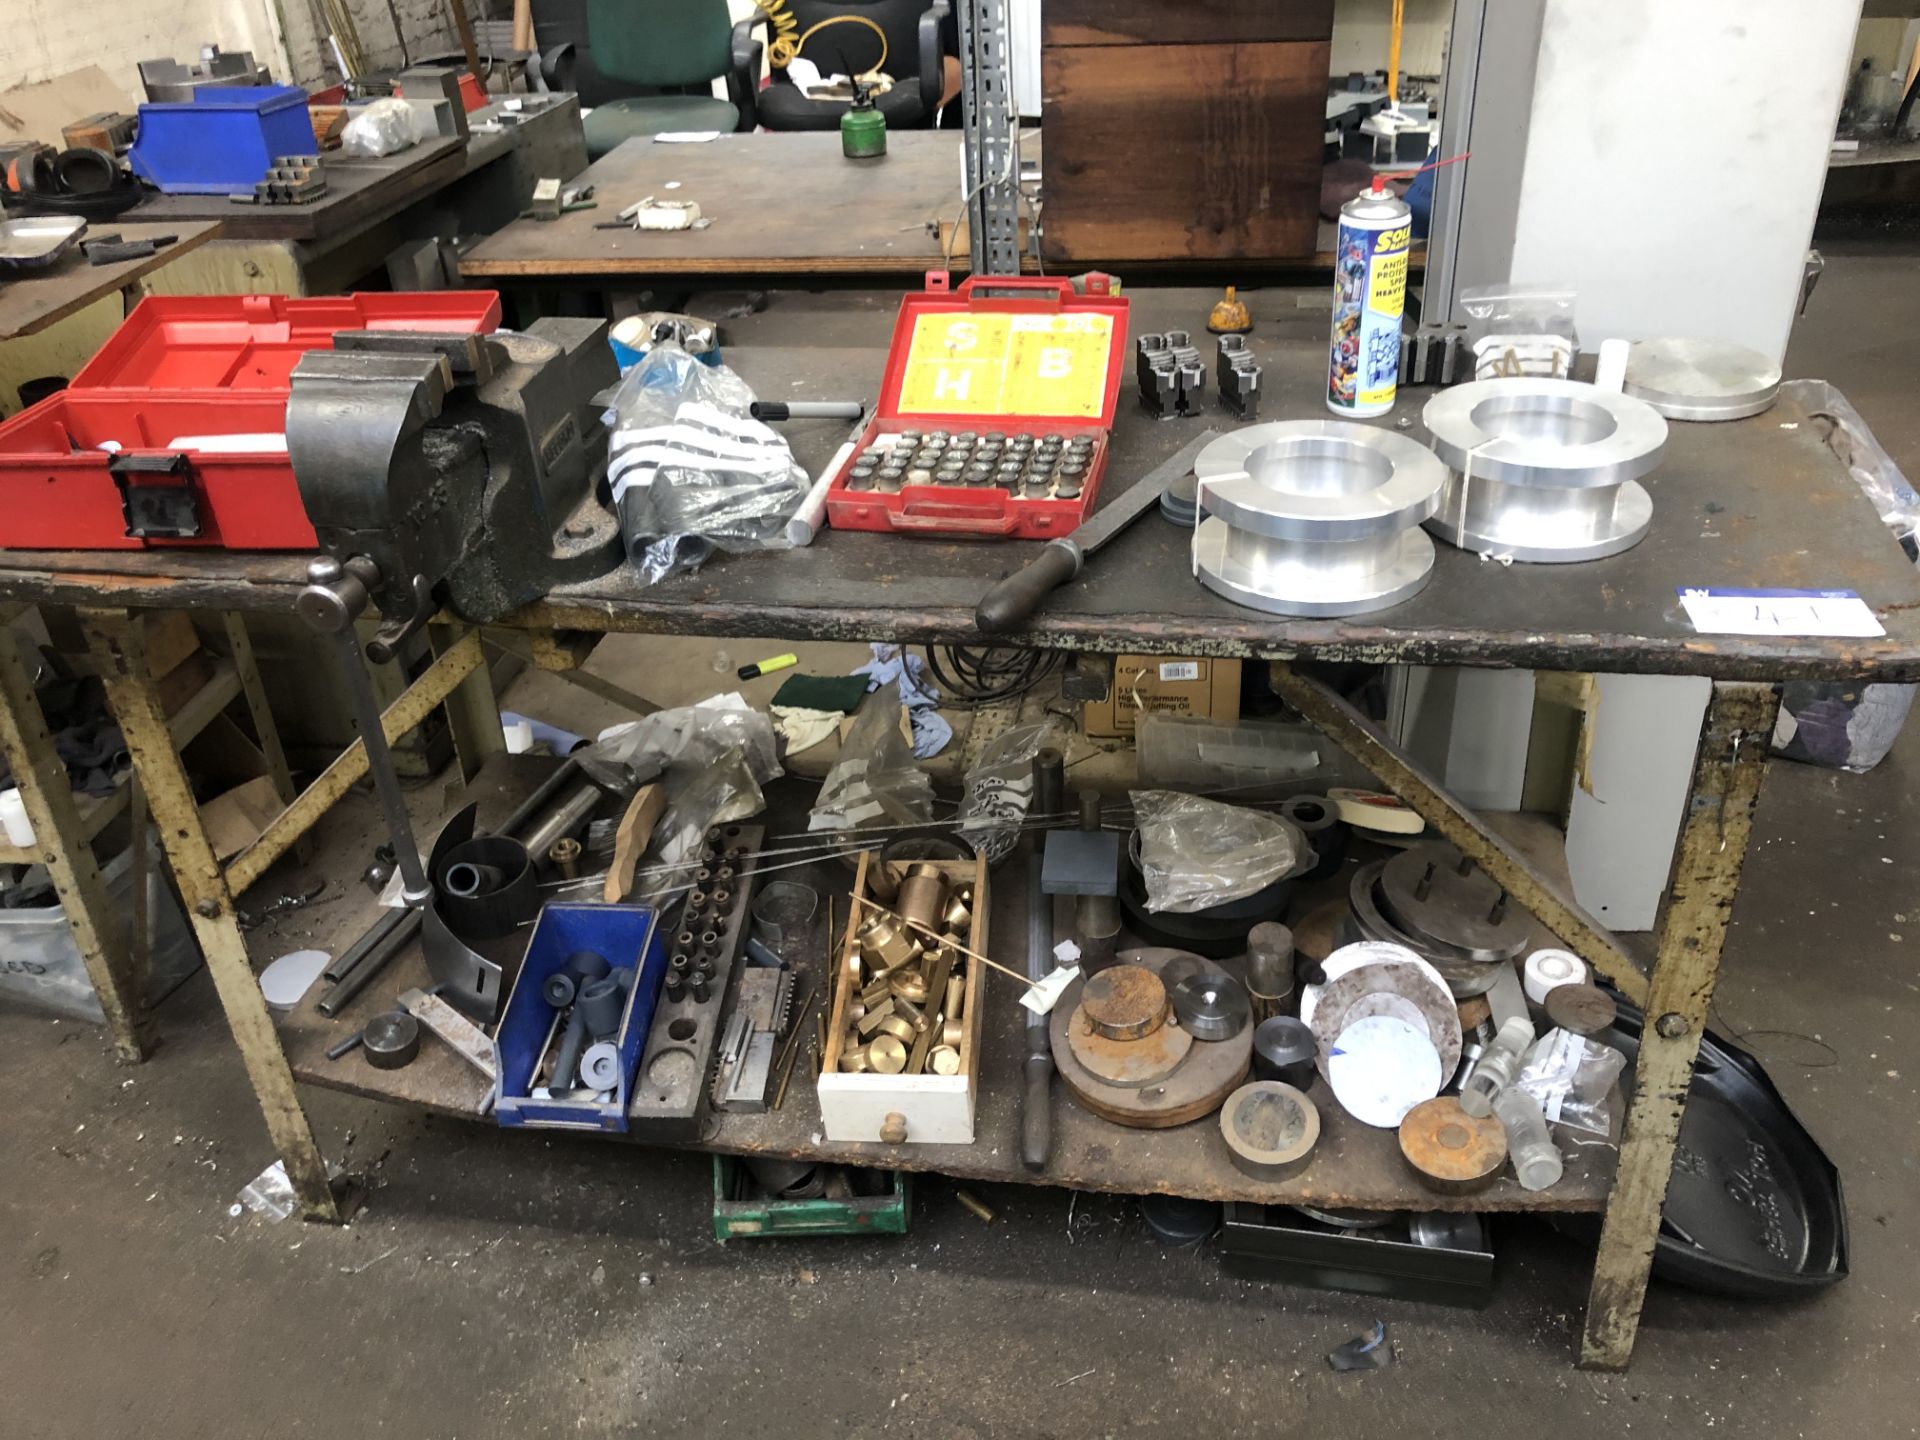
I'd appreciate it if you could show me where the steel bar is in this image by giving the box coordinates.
[82,607,341,1222]
[317,910,422,1017]
[1266,661,1650,1008]
[0,624,152,1061]
[222,611,310,861]
[331,625,432,902]
[224,629,484,897]
[1580,682,1780,1370]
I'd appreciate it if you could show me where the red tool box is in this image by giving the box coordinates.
[0,291,502,551]
[825,272,1128,539]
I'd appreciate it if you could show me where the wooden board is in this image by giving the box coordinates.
[460,130,977,279]
[277,761,1615,1214]
[130,138,466,242]
[1044,0,1335,47]
[1040,42,1329,262]
[0,221,221,340]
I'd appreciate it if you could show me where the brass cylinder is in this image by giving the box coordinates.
[942,894,973,933]
[838,1044,871,1073]
[893,995,928,1032]
[943,976,964,1022]
[890,968,930,1004]
[868,1035,908,1074]
[896,863,948,931]
[940,1018,964,1049]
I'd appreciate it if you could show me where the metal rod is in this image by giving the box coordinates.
[330,626,432,903]
[317,909,423,1018]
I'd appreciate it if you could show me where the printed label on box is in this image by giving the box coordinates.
[1158,661,1200,682]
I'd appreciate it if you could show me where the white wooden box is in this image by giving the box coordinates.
[817,849,988,1144]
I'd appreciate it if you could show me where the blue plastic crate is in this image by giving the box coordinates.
[493,903,667,1133]
[129,86,318,195]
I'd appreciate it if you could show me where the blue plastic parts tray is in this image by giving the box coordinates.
[129,86,318,195]
[493,903,667,1133]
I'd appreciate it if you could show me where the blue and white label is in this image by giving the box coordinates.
[1677,587,1885,638]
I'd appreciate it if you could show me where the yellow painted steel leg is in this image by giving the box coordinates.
[1580,681,1780,1369]
[222,612,311,862]
[0,625,152,1061]
[82,607,342,1222]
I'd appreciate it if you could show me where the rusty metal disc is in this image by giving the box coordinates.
[1398,1096,1507,1195]
[1051,948,1251,1129]
[1080,964,1169,1041]
[1066,999,1194,1086]
[1545,982,1618,1037]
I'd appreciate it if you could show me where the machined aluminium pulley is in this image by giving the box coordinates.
[1421,377,1668,562]
[1191,421,1448,617]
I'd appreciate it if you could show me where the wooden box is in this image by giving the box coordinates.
[1039,0,1333,264]
[818,849,989,1144]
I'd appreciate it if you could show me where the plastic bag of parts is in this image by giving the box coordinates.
[601,341,808,585]
[0,834,200,1023]
[1515,1026,1625,1137]
[1459,282,1578,380]
[340,98,418,158]
[1129,789,1309,913]
[588,695,782,901]
[1769,379,1919,772]
[809,684,935,833]
[955,719,1067,865]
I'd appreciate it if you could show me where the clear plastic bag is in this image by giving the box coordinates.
[1516,1027,1625,1136]
[600,342,807,585]
[585,696,782,902]
[955,720,1065,865]
[1460,283,1578,380]
[809,684,934,832]
[1769,379,1919,772]
[1129,790,1310,913]
[341,98,418,157]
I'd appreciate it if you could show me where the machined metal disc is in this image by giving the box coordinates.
[1344,861,1504,997]
[1624,337,1781,421]
[1219,1081,1320,1182]
[1378,843,1532,963]
[1169,971,1252,1042]
[1194,420,1447,541]
[1194,517,1434,618]
[1425,475,1652,563]
[1422,378,1668,491]
[1306,954,1463,1087]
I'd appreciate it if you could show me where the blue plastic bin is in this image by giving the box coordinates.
[493,903,667,1133]
[129,86,318,195]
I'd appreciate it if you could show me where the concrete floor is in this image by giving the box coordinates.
[6,257,1920,1438]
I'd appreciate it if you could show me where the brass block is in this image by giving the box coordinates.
[929,1044,961,1076]
[896,863,948,932]
[876,1014,916,1045]
[856,997,895,1036]
[890,969,930,1005]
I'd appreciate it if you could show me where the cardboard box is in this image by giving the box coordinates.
[1081,655,1241,739]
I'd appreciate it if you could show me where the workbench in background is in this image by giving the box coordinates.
[0,221,221,413]
[1,296,1913,1371]
[130,95,587,299]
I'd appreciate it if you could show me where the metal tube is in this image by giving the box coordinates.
[317,909,422,1018]
[1022,751,1057,1173]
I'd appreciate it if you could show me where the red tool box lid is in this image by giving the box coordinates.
[71,291,504,392]
[873,272,1127,430]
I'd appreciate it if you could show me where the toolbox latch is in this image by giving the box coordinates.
[109,453,203,540]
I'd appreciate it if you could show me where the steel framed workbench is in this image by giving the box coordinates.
[0,300,1914,1372]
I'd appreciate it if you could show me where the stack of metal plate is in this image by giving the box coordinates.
[1339,841,1531,997]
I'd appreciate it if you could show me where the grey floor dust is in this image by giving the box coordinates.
[4,257,1920,1438]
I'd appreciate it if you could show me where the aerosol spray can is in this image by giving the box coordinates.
[1327,178,1412,416]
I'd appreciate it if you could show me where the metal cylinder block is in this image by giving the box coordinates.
[1191,421,1446,617]
[1421,378,1667,562]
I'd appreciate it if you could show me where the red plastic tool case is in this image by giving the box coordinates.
[0,291,502,550]
[825,271,1128,539]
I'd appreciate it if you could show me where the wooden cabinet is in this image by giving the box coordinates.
[1040,0,1334,264]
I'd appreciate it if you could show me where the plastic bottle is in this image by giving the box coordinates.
[1493,1085,1564,1191]
[1458,1015,1534,1117]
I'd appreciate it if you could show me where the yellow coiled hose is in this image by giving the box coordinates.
[757,0,889,79]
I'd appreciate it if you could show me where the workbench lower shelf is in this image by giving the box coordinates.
[276,764,1616,1216]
